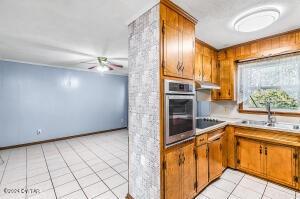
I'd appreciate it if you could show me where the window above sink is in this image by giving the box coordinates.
[237,52,300,116]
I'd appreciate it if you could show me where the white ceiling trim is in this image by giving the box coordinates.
[0,58,128,76]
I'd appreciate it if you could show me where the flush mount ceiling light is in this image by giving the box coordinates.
[234,7,280,32]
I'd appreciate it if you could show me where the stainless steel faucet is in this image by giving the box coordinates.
[266,100,276,125]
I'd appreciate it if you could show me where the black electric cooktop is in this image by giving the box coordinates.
[196,118,225,129]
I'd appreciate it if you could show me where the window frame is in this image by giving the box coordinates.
[237,52,300,117]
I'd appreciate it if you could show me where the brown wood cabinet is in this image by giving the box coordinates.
[214,29,300,101]
[195,40,218,83]
[195,143,208,191]
[164,141,196,199]
[237,137,298,188]
[161,4,195,80]
[208,136,223,181]
[237,138,264,176]
[217,58,235,100]
[265,143,297,187]
[226,126,236,168]
[164,146,181,199]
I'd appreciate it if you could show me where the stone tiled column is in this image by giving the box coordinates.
[128,4,161,199]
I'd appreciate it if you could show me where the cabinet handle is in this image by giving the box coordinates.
[265,146,267,155]
[260,146,262,154]
[181,62,184,72]
[178,154,181,166]
[182,154,185,164]
[161,20,165,68]
[176,62,180,71]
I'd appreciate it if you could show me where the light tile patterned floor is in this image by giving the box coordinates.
[1,129,299,199]
[0,129,128,199]
[196,169,300,199]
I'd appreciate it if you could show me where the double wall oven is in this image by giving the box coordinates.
[164,80,196,147]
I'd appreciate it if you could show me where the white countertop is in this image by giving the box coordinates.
[195,116,300,136]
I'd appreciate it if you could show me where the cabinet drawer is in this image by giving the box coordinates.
[196,134,207,146]
[208,129,224,141]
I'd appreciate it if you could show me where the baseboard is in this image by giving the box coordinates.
[0,127,127,150]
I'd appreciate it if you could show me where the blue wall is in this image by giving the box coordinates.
[0,60,128,147]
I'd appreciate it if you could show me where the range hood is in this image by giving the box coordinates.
[195,81,220,90]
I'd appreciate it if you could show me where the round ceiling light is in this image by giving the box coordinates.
[234,8,280,32]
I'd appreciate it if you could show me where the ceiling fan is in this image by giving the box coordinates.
[81,57,127,72]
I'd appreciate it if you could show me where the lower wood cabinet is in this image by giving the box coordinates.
[164,141,196,199]
[237,137,298,188]
[208,136,223,181]
[195,144,208,191]
[265,143,297,187]
[237,138,264,176]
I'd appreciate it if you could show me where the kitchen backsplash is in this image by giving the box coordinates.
[197,101,211,117]
[210,101,300,123]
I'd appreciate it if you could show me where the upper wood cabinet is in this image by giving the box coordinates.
[215,58,235,100]
[214,29,300,101]
[164,141,196,199]
[195,40,218,82]
[161,4,195,80]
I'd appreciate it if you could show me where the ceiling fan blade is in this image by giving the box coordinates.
[88,66,97,69]
[106,61,123,68]
[104,64,114,70]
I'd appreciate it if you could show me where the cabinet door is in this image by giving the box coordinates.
[165,148,181,199]
[182,142,196,199]
[196,144,208,191]
[265,144,296,187]
[211,57,219,100]
[162,7,180,78]
[237,138,264,176]
[208,137,223,181]
[226,126,236,168]
[181,18,194,80]
[202,55,212,82]
[219,59,234,100]
[222,133,227,170]
[195,42,203,81]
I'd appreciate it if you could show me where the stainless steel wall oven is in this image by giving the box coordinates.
[164,80,196,146]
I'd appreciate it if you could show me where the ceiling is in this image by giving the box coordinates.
[0,0,299,73]
[173,0,300,49]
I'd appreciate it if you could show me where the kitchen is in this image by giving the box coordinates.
[128,0,300,199]
[0,0,299,198]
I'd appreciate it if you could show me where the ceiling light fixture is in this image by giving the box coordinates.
[96,66,109,72]
[234,7,280,32]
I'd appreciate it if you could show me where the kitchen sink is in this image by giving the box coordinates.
[239,120,300,131]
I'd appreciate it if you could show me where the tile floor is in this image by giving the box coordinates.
[1,129,299,199]
[196,168,300,199]
[0,129,128,199]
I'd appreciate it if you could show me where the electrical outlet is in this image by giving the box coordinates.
[36,129,42,135]
[224,106,228,113]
